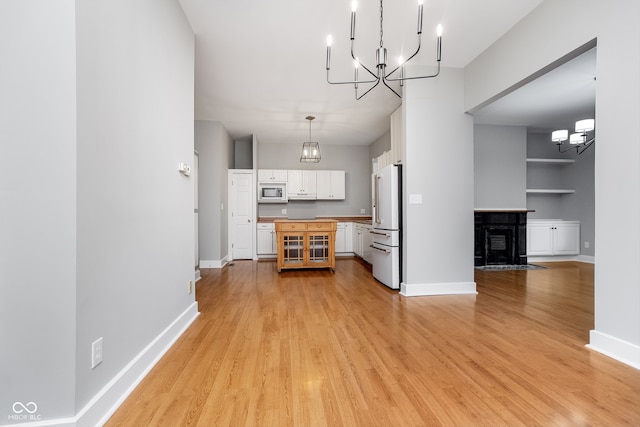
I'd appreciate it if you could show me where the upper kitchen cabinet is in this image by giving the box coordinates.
[390,106,404,165]
[257,169,288,183]
[287,170,317,199]
[316,170,345,200]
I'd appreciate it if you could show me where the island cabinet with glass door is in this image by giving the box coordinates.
[274,220,337,272]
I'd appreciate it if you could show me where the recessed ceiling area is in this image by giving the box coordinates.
[472,47,597,133]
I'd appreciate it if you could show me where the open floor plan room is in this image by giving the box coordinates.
[106,260,640,426]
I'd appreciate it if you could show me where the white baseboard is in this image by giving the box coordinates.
[400,281,477,297]
[528,255,592,263]
[576,255,595,264]
[13,303,200,427]
[199,256,229,269]
[587,330,640,370]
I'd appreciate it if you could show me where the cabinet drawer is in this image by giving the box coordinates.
[277,222,306,231]
[307,222,333,230]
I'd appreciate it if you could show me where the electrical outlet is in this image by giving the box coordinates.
[360,209,365,214]
[584,242,590,249]
[188,280,193,294]
[281,208,287,214]
[91,337,103,369]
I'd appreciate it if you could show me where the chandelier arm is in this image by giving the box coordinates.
[327,70,378,85]
[385,37,422,80]
[355,78,382,100]
[576,138,595,155]
[388,62,441,82]
[351,41,378,80]
[381,75,402,98]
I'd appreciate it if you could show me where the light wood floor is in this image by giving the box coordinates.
[106,259,640,426]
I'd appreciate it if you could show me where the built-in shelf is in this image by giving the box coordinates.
[526,189,576,194]
[526,158,575,164]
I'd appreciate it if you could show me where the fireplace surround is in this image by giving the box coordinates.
[474,211,528,266]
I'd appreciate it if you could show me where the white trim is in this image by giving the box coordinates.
[400,281,477,297]
[576,255,595,264]
[6,303,200,427]
[199,256,228,269]
[587,330,640,370]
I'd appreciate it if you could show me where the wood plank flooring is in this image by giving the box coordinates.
[106,260,640,426]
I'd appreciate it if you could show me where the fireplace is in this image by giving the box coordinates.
[474,211,527,266]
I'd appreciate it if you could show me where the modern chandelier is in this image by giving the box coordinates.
[551,118,595,155]
[325,0,443,99]
[300,116,321,163]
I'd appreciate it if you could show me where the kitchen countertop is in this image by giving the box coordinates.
[258,215,372,225]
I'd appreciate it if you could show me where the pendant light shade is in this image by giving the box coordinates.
[300,116,321,163]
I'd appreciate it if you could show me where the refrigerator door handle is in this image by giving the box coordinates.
[374,175,381,225]
[370,230,390,237]
[370,244,390,253]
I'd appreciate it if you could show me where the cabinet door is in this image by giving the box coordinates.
[257,169,271,182]
[272,169,288,182]
[302,170,317,194]
[527,224,553,256]
[553,223,580,255]
[362,226,372,263]
[329,170,345,199]
[257,229,273,254]
[316,170,331,199]
[344,223,353,252]
[287,170,303,192]
[335,223,346,253]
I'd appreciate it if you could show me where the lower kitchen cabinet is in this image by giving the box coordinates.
[257,223,276,256]
[353,222,372,263]
[335,222,354,255]
[527,220,580,256]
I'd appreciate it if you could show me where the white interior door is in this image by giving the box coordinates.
[230,171,254,259]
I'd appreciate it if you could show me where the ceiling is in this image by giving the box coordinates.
[177,0,593,146]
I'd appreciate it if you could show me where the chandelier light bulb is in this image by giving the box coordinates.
[551,129,569,142]
[398,56,404,66]
[418,0,423,5]
[437,24,443,37]
[575,118,595,133]
[354,58,359,68]
[326,34,333,47]
[351,1,358,12]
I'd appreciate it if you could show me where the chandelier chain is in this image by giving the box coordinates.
[379,0,384,47]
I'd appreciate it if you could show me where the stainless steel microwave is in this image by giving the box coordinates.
[258,183,287,203]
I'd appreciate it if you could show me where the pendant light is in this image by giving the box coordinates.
[300,116,321,163]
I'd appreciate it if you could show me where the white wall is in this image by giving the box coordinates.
[474,125,527,210]
[195,121,234,265]
[466,0,640,368]
[401,68,476,296]
[0,0,78,420]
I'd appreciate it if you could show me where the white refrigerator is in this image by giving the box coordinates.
[371,164,402,289]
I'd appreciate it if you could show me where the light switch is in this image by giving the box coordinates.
[409,194,423,204]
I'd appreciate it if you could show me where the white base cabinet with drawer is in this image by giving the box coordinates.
[353,223,372,263]
[335,222,354,255]
[257,223,277,256]
[527,220,580,256]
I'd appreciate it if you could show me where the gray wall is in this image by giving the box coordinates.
[403,67,475,294]
[196,121,234,263]
[257,143,372,217]
[526,132,595,257]
[1,0,196,422]
[369,130,391,161]
[75,0,196,414]
[234,135,253,169]
[465,0,639,367]
[0,0,78,418]
[474,125,527,210]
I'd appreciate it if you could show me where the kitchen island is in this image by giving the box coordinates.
[274,219,337,272]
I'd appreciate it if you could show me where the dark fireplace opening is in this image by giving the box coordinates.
[485,227,515,265]
[474,211,527,266]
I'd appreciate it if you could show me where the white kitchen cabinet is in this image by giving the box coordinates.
[353,222,372,263]
[257,169,288,183]
[287,170,317,199]
[257,223,277,255]
[316,170,345,200]
[335,223,346,253]
[527,220,580,256]
[390,106,404,165]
